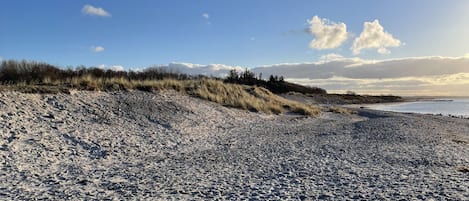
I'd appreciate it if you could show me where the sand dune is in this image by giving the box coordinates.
[0,90,468,200]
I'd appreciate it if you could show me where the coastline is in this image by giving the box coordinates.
[352,97,469,119]
[1,90,468,200]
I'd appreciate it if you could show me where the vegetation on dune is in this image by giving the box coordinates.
[327,106,355,115]
[0,60,321,115]
[188,79,320,115]
[46,77,321,115]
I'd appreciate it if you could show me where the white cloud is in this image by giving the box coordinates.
[169,62,205,68]
[0,56,3,62]
[377,47,391,55]
[351,20,401,55]
[110,65,125,71]
[82,4,111,17]
[202,13,211,25]
[91,46,105,52]
[307,16,348,49]
[319,53,344,62]
[98,64,125,71]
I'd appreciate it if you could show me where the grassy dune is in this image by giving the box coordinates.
[66,76,321,115]
[1,75,321,116]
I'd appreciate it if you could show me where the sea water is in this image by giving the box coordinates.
[367,98,469,118]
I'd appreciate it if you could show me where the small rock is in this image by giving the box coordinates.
[318,193,333,199]
[43,113,55,119]
[400,174,408,179]
[77,180,88,185]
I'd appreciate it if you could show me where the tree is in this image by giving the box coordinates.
[226,69,239,82]
[269,75,274,82]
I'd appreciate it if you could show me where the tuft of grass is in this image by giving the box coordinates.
[328,106,355,115]
[457,166,469,173]
[452,138,468,144]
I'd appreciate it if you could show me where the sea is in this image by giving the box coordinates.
[366,98,469,118]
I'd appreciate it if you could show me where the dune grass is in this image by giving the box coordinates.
[327,106,355,115]
[187,79,320,115]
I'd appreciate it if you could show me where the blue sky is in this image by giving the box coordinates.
[1,0,468,68]
[2,1,469,95]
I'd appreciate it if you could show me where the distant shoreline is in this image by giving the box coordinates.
[353,98,469,119]
[401,96,469,102]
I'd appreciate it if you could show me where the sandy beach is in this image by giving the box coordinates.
[1,90,468,200]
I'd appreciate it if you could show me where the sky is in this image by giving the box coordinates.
[1,0,469,96]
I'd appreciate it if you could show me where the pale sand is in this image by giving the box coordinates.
[0,91,468,200]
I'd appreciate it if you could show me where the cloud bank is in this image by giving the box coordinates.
[351,20,401,55]
[253,56,469,79]
[307,16,348,49]
[286,73,469,96]
[252,56,469,96]
[82,5,111,17]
